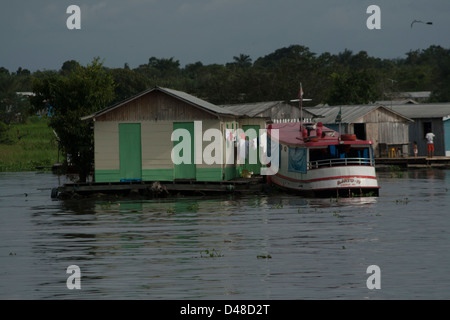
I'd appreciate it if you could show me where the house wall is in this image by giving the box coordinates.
[445,119,450,157]
[238,117,268,128]
[92,87,253,182]
[94,119,235,182]
[94,121,120,182]
[349,108,411,157]
[259,103,315,121]
[409,118,445,156]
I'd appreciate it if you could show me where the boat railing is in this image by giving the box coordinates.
[308,157,375,169]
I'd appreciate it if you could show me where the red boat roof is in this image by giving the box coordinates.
[267,122,373,147]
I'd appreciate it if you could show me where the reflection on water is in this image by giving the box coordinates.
[1,170,450,299]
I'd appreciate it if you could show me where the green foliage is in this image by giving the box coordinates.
[0,121,12,144]
[326,70,380,105]
[109,67,150,104]
[200,249,223,258]
[1,45,449,174]
[0,117,60,172]
[30,58,115,181]
[0,71,29,124]
[2,44,450,112]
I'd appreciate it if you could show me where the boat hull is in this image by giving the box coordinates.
[270,165,379,197]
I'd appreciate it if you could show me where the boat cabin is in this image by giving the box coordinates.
[267,121,379,196]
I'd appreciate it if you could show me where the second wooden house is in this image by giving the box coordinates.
[304,105,414,157]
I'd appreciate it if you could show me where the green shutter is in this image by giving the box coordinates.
[242,125,261,175]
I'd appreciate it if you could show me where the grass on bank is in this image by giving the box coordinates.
[0,116,62,172]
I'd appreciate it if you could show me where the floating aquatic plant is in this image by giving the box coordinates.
[200,249,223,258]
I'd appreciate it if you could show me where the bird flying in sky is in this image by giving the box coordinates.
[411,20,433,28]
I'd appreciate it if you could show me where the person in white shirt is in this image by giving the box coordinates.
[425,132,435,158]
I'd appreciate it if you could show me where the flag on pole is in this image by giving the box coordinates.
[335,106,342,124]
[297,83,304,99]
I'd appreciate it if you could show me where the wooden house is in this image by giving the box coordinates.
[221,100,316,123]
[82,86,250,183]
[389,103,450,157]
[221,101,318,174]
[304,105,413,157]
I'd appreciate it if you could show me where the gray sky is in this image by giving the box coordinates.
[1,0,449,72]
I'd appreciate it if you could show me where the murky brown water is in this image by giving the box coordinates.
[1,169,450,299]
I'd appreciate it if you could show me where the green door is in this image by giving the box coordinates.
[119,123,142,181]
[242,125,261,175]
[173,122,196,179]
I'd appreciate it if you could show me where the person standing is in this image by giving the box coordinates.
[413,141,418,157]
[425,131,436,158]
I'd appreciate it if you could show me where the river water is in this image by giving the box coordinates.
[1,169,450,300]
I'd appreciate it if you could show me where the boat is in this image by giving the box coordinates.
[266,121,380,197]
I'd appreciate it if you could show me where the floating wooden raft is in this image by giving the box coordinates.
[53,176,266,199]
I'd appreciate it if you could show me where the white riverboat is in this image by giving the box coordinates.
[267,121,379,197]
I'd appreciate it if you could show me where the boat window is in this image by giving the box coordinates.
[309,148,329,162]
[327,145,370,159]
[308,145,372,169]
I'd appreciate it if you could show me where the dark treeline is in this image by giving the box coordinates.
[110,44,450,106]
[2,44,450,123]
[2,44,449,180]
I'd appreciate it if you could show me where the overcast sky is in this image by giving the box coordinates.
[1,0,449,72]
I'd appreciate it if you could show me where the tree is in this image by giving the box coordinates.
[0,71,19,123]
[326,70,380,105]
[31,58,115,182]
[430,54,450,102]
[231,54,252,68]
[60,60,81,76]
[109,67,150,104]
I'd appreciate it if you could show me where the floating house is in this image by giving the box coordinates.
[221,101,318,174]
[82,86,261,183]
[388,103,450,157]
[221,100,316,123]
[391,91,431,103]
[304,105,413,157]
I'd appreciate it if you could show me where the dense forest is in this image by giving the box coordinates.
[1,44,449,178]
[1,44,450,124]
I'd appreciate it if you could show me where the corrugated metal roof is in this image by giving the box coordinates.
[221,101,318,118]
[82,86,238,120]
[386,103,450,119]
[376,99,418,105]
[221,101,284,117]
[304,105,378,123]
[161,87,238,116]
[399,91,431,98]
[304,104,414,123]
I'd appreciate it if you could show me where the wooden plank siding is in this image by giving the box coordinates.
[409,118,445,157]
[95,90,218,122]
[347,108,411,157]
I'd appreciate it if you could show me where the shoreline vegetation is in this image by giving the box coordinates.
[0,116,62,172]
